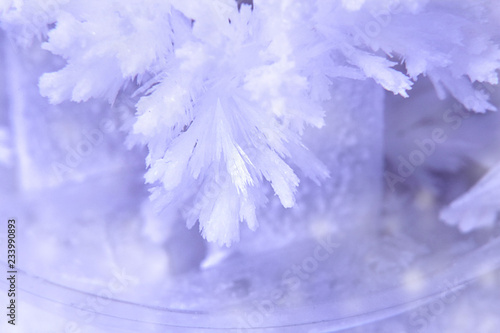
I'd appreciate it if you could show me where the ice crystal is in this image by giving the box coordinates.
[441,162,500,233]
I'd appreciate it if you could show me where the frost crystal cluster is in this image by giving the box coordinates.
[1,0,500,245]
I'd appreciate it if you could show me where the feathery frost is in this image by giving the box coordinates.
[2,0,499,244]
